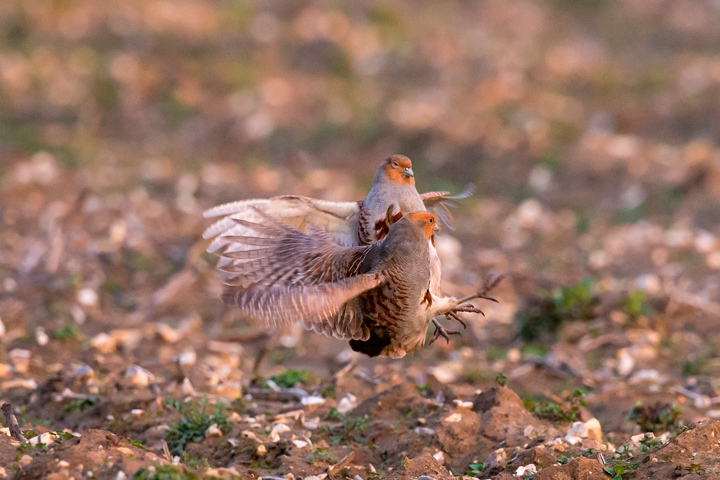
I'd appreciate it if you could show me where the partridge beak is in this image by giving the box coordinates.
[403,167,414,177]
[434,224,440,233]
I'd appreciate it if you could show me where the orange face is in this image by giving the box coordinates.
[407,212,438,239]
[381,155,415,186]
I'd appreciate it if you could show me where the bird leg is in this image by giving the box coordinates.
[250,333,273,386]
[429,318,461,345]
[431,274,505,337]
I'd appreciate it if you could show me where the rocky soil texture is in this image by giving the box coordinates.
[3,0,720,478]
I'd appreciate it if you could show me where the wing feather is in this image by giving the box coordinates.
[203,195,361,252]
[218,218,372,289]
[217,214,382,339]
[420,183,475,230]
[223,273,384,329]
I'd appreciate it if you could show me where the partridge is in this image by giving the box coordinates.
[203,155,475,335]
[221,212,496,357]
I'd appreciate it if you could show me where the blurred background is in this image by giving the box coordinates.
[2,0,720,446]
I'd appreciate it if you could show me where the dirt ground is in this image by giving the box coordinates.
[2,0,720,479]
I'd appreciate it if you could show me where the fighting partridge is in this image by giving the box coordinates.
[221,212,496,357]
[203,155,474,335]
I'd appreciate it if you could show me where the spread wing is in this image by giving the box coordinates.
[222,273,384,334]
[203,196,360,264]
[420,183,475,229]
[216,214,380,340]
[216,214,372,289]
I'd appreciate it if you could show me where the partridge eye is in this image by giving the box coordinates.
[392,162,399,167]
[429,218,433,223]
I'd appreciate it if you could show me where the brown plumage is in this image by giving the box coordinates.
[203,155,475,337]
[219,212,495,358]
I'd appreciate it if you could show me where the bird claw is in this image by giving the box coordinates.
[445,311,467,328]
[430,319,461,345]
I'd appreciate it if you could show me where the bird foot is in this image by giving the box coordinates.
[429,318,461,345]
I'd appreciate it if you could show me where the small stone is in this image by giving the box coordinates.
[29,432,55,446]
[110,329,143,350]
[77,287,99,307]
[429,366,457,384]
[124,365,155,387]
[117,446,135,456]
[565,419,602,444]
[486,448,507,470]
[271,423,291,435]
[205,424,222,438]
[9,348,31,373]
[506,348,521,363]
[57,460,70,468]
[256,444,267,456]
[293,439,308,449]
[565,434,582,445]
[337,394,357,414]
[173,351,196,366]
[584,418,603,442]
[695,231,716,253]
[131,409,144,417]
[453,399,473,408]
[91,333,117,353]
[629,432,653,450]
[414,427,435,435]
[181,377,197,396]
[301,417,319,430]
[35,327,49,346]
[18,454,33,466]
[515,464,537,476]
[433,451,445,464]
[156,323,183,343]
[629,369,660,384]
[72,365,95,380]
[115,472,127,480]
[0,364,10,377]
[0,466,7,478]
[242,430,261,442]
[616,348,634,376]
[443,413,462,423]
[1,378,37,390]
[529,164,554,192]
[301,396,325,406]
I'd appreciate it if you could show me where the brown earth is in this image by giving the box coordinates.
[3,0,720,479]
